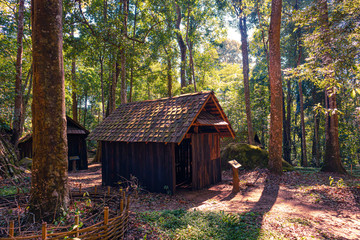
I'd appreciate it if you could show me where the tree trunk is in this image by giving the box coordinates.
[99,56,105,118]
[268,0,283,174]
[312,111,320,167]
[175,3,187,89]
[71,53,78,122]
[12,0,25,147]
[318,0,346,174]
[30,0,69,221]
[283,78,291,163]
[120,0,127,104]
[298,79,308,166]
[109,61,119,114]
[83,90,88,128]
[239,16,254,145]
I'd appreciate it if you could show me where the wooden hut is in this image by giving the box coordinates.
[18,116,89,171]
[88,91,235,194]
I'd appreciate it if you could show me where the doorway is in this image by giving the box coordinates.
[175,138,192,188]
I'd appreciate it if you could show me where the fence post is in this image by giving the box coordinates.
[42,222,47,240]
[104,207,109,225]
[75,215,80,238]
[126,195,130,210]
[79,184,82,194]
[9,220,14,237]
[107,186,111,195]
[120,198,124,213]
[94,185,97,194]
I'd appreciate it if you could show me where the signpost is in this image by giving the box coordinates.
[228,160,241,193]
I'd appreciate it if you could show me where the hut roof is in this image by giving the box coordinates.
[19,116,89,143]
[88,91,235,143]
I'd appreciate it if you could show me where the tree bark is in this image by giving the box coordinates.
[71,51,78,122]
[99,55,105,118]
[318,0,346,174]
[239,16,254,145]
[298,79,308,166]
[283,78,291,163]
[12,0,26,147]
[268,0,283,174]
[312,110,320,167]
[120,0,127,104]
[30,0,69,221]
[175,3,187,89]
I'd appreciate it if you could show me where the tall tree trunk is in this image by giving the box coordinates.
[83,90,88,128]
[71,53,78,122]
[268,0,283,174]
[12,0,25,147]
[21,64,33,133]
[312,111,320,167]
[239,16,254,145]
[163,47,172,97]
[30,0,69,221]
[298,79,307,166]
[128,1,137,103]
[283,78,291,163]
[109,61,118,114]
[175,3,187,89]
[99,55,105,118]
[318,0,346,174]
[120,0,128,104]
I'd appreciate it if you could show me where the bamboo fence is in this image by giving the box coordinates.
[0,187,131,240]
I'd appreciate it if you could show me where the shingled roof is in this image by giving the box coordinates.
[88,91,235,143]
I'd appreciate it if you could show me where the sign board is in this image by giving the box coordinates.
[69,156,80,161]
[228,160,241,169]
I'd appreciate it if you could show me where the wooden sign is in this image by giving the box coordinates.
[228,160,241,169]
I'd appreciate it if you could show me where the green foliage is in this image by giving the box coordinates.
[138,210,276,240]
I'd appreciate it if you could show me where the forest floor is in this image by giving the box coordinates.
[1,163,360,239]
[68,163,360,240]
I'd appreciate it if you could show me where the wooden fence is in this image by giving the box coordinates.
[0,187,131,240]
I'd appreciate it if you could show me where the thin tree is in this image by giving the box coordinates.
[175,3,187,89]
[268,0,283,174]
[30,0,69,220]
[12,0,25,146]
[233,0,254,145]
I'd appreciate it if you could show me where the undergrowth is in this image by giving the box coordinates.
[137,209,282,240]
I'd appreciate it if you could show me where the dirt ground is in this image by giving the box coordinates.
[68,164,360,240]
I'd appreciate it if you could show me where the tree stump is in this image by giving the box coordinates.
[228,160,241,193]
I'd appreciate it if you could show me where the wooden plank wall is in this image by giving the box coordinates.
[191,133,221,190]
[101,141,176,194]
[68,135,88,171]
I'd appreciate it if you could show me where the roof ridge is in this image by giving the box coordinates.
[119,91,213,106]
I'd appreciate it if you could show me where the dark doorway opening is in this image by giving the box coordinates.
[175,138,192,188]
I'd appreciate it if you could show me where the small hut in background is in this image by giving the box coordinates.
[18,116,89,171]
[88,91,235,194]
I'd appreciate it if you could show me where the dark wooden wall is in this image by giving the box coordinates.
[191,133,221,190]
[18,138,32,159]
[101,141,176,194]
[67,134,88,171]
[19,134,88,171]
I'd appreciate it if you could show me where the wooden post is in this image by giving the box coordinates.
[9,220,14,237]
[228,160,241,193]
[79,184,82,194]
[42,222,47,240]
[122,191,125,201]
[75,215,79,238]
[120,199,124,213]
[107,186,110,195]
[126,195,130,210]
[104,207,109,225]
[94,185,97,194]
